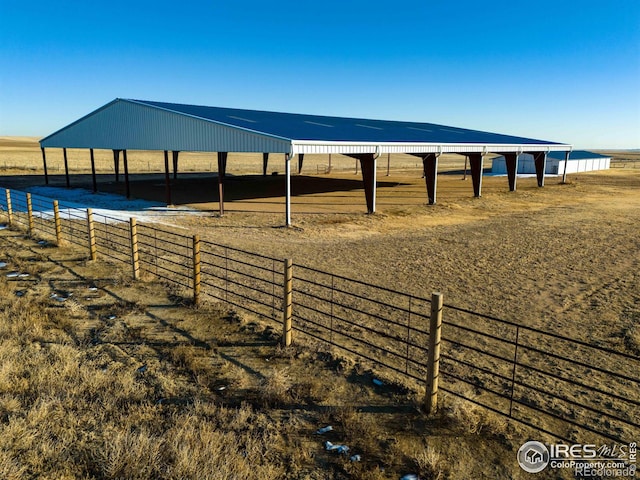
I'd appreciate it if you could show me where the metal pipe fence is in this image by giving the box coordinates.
[199,240,282,323]
[58,204,90,250]
[5,190,29,231]
[137,223,193,291]
[28,194,56,239]
[440,305,640,442]
[1,187,638,445]
[293,263,432,387]
[92,211,131,265]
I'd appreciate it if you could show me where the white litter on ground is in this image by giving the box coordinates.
[0,262,7,269]
[325,441,349,454]
[11,186,206,225]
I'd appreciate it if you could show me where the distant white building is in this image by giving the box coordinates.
[492,150,611,175]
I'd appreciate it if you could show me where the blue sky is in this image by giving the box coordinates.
[1,0,639,148]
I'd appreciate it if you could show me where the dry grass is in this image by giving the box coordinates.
[412,446,445,480]
[3,138,637,479]
[0,276,294,479]
[445,396,511,436]
[0,236,556,479]
[624,324,640,356]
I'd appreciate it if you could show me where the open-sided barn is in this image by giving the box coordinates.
[39,99,572,225]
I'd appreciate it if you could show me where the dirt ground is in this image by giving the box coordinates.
[1,138,639,369]
[1,138,639,477]
[1,210,565,480]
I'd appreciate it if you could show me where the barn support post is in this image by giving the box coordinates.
[534,152,547,187]
[217,152,228,216]
[41,147,49,185]
[285,153,293,226]
[562,150,571,184]
[263,152,269,176]
[63,148,70,188]
[353,154,377,214]
[113,149,120,182]
[504,153,518,191]
[90,148,97,193]
[123,149,130,199]
[297,153,305,174]
[163,151,172,205]
[386,152,391,176]
[328,154,332,173]
[468,153,484,197]
[423,153,438,205]
[410,152,438,204]
[172,151,180,180]
[282,258,293,347]
[463,155,468,180]
[424,292,443,415]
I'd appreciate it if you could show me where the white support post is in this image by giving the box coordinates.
[285,153,292,227]
[372,155,377,214]
[562,150,571,184]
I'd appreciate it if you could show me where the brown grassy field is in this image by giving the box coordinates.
[0,220,550,479]
[1,137,639,478]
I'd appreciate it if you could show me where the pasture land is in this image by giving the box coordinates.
[0,222,551,479]
[1,137,639,477]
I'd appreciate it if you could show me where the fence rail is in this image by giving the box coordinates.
[199,240,282,322]
[1,187,638,446]
[293,263,432,386]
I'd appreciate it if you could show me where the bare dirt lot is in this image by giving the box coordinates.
[1,137,639,478]
[3,139,637,346]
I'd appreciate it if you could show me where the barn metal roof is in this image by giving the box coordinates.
[40,98,572,155]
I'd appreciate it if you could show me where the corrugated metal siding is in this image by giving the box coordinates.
[492,153,610,174]
[40,100,292,153]
[292,142,571,155]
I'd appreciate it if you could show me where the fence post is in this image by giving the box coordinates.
[53,200,62,246]
[130,217,140,280]
[282,258,293,347]
[192,234,201,305]
[424,292,443,415]
[5,189,13,226]
[26,193,34,236]
[86,208,97,261]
